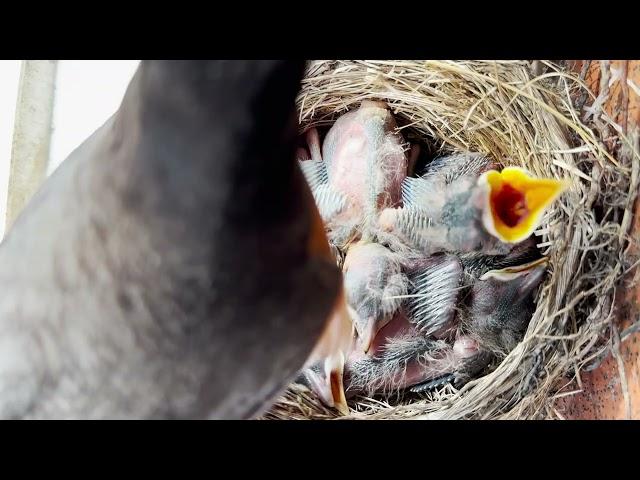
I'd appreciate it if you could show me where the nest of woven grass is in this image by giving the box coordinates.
[264,60,639,420]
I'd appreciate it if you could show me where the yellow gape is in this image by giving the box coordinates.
[479,167,568,243]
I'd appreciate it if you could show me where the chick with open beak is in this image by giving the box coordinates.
[379,152,568,255]
[478,167,567,244]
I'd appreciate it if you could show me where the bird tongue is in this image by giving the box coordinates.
[491,183,528,227]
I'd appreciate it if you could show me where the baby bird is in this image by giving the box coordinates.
[0,60,355,420]
[379,152,567,255]
[342,241,409,353]
[401,238,541,347]
[298,101,409,248]
[343,309,485,397]
[342,245,548,398]
[408,255,549,393]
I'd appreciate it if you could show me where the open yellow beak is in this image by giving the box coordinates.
[479,167,568,243]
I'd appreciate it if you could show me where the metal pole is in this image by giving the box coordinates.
[5,60,58,230]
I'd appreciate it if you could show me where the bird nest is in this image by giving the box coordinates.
[264,60,639,420]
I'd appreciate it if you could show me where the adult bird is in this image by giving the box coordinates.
[0,60,353,419]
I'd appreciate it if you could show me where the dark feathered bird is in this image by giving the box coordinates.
[0,60,354,419]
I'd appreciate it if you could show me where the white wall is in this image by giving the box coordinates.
[48,60,140,173]
[0,60,140,238]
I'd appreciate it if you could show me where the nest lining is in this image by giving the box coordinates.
[264,60,639,420]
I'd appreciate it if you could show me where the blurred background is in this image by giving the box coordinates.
[0,60,139,238]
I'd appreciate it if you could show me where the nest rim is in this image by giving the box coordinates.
[265,60,639,420]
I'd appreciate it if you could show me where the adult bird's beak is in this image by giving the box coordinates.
[304,291,352,415]
[302,185,353,416]
[478,167,568,243]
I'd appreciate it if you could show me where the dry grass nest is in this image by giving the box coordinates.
[264,60,640,420]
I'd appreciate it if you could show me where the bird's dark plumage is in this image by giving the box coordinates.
[0,60,349,419]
